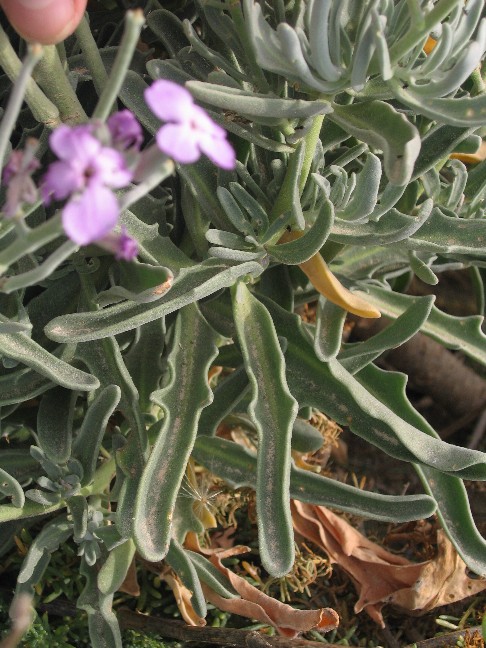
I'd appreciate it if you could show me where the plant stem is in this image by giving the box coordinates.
[0,25,60,127]
[32,45,87,124]
[2,240,78,294]
[0,214,63,275]
[92,9,146,121]
[75,15,109,99]
[0,45,43,179]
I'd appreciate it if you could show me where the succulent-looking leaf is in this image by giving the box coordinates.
[193,436,436,523]
[268,196,333,265]
[134,304,218,562]
[45,260,264,342]
[329,101,421,186]
[37,387,76,465]
[262,296,486,480]
[0,329,98,391]
[359,285,486,365]
[166,540,207,618]
[72,385,121,485]
[0,468,25,508]
[233,282,297,576]
[358,364,486,577]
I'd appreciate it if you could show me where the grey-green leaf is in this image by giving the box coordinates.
[329,101,421,185]
[133,304,218,562]
[233,282,297,576]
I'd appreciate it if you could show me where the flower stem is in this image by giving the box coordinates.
[0,45,43,180]
[75,15,109,99]
[2,240,78,293]
[0,25,60,127]
[92,9,146,121]
[0,214,63,275]
[120,149,174,212]
[32,45,87,124]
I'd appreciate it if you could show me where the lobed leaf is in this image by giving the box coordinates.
[233,282,298,576]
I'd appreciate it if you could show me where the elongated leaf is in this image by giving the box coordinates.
[412,123,477,181]
[46,260,264,343]
[399,207,486,258]
[390,81,486,127]
[73,385,121,485]
[198,366,249,437]
[98,539,136,595]
[187,80,332,121]
[338,295,435,374]
[358,364,486,577]
[186,550,239,599]
[314,296,347,362]
[166,540,207,618]
[339,154,381,221]
[192,436,436,523]
[0,468,24,508]
[329,101,421,185]
[360,285,486,365]
[0,499,63,523]
[261,296,486,480]
[267,196,333,265]
[329,200,432,246]
[37,387,76,465]
[125,319,165,411]
[233,282,297,576]
[17,517,71,587]
[78,560,122,648]
[134,304,218,562]
[0,329,98,391]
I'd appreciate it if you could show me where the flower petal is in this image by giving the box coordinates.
[42,160,83,201]
[145,80,195,123]
[62,184,119,245]
[198,133,236,170]
[93,147,133,188]
[49,125,99,163]
[156,123,201,164]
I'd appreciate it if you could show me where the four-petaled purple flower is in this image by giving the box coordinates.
[144,80,236,170]
[42,123,133,246]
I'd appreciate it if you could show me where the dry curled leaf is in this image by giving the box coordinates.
[164,571,206,627]
[203,545,339,638]
[292,501,486,627]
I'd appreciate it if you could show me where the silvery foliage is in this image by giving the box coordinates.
[1,1,486,646]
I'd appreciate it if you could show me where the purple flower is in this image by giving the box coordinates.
[98,227,139,261]
[144,80,236,170]
[107,110,143,151]
[2,139,40,218]
[42,124,133,246]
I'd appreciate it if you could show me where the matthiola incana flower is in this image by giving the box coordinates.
[107,109,143,151]
[42,120,135,246]
[144,80,236,170]
[2,138,40,218]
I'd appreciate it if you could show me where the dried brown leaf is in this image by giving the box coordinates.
[291,501,486,627]
[204,545,339,637]
[164,572,206,627]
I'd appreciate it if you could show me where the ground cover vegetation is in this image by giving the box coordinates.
[0,0,486,646]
